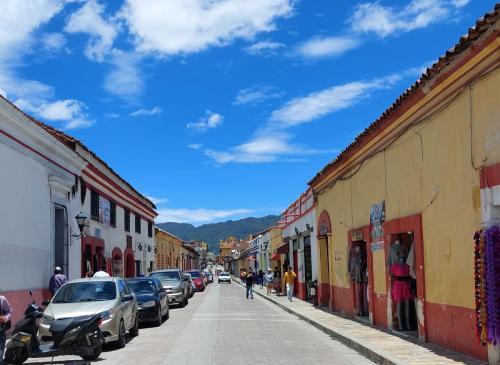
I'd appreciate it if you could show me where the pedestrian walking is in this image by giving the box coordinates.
[273,266,281,295]
[245,269,255,299]
[258,269,264,289]
[0,295,12,365]
[283,266,297,302]
[49,266,67,296]
[265,268,274,295]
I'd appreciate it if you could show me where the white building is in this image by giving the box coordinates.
[0,96,157,323]
[0,97,86,319]
[279,187,318,301]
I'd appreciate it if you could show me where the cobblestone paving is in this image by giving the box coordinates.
[25,281,375,365]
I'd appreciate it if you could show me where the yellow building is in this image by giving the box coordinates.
[154,228,182,269]
[309,9,499,362]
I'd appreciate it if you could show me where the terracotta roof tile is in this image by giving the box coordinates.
[309,4,500,187]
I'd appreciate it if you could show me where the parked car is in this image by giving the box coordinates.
[205,272,214,283]
[184,273,195,298]
[185,270,206,292]
[149,269,189,307]
[126,277,169,326]
[39,277,139,348]
[218,272,231,284]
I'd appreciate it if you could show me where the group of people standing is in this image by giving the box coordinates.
[241,266,297,302]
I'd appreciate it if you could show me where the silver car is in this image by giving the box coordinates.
[39,277,139,348]
[150,269,189,307]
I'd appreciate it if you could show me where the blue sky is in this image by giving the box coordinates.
[0,0,493,225]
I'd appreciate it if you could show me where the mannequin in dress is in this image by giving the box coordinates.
[349,244,368,316]
[391,255,412,330]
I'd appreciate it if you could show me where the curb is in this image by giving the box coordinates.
[233,277,404,365]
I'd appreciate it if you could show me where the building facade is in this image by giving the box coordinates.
[309,11,499,362]
[155,227,183,269]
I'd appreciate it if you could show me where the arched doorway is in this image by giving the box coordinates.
[317,210,332,307]
[111,247,123,277]
[124,236,135,278]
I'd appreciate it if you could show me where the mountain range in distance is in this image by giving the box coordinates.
[156,215,280,254]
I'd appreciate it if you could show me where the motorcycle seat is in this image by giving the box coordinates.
[49,315,94,333]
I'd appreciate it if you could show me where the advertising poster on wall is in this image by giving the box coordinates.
[370,201,385,252]
[99,196,111,225]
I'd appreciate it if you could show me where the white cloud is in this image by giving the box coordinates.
[269,74,406,127]
[0,1,94,130]
[188,144,202,150]
[187,111,223,131]
[244,41,286,56]
[146,196,169,205]
[295,36,360,58]
[348,0,465,38]
[103,50,144,101]
[64,0,118,62]
[156,208,253,224]
[16,99,95,129]
[234,85,283,105]
[41,32,66,52]
[120,0,295,55]
[130,106,162,117]
[205,132,336,164]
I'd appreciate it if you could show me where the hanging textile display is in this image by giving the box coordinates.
[485,226,500,345]
[474,226,500,346]
[474,230,488,345]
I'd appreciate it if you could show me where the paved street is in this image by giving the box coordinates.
[26,282,374,365]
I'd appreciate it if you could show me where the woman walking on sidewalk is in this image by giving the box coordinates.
[265,268,274,295]
[283,267,297,302]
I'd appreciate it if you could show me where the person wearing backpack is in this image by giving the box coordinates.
[0,295,12,365]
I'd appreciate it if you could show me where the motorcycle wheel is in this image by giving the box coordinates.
[4,347,28,365]
[81,345,102,361]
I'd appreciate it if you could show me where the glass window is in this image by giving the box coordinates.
[52,281,116,303]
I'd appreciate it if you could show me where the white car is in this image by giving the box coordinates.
[218,272,231,284]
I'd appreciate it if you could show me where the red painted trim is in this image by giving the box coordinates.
[331,285,353,316]
[317,283,330,306]
[426,301,487,361]
[480,161,500,188]
[2,288,51,328]
[317,210,332,237]
[282,204,316,228]
[85,181,154,222]
[348,225,371,318]
[124,238,135,278]
[297,282,307,300]
[85,164,156,216]
[310,36,500,190]
[373,293,388,328]
[0,128,75,176]
[81,236,106,277]
[112,247,123,259]
[83,172,156,220]
[384,213,426,339]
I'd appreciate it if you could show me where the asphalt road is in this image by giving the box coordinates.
[25,281,375,365]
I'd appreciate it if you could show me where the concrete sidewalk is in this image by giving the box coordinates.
[234,278,486,365]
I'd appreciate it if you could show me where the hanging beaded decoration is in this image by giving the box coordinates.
[474,230,488,345]
[485,226,500,345]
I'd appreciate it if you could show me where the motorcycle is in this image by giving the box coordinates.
[4,291,104,364]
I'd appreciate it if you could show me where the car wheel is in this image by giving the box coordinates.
[185,296,189,306]
[154,307,162,327]
[218,281,220,284]
[130,316,140,337]
[178,296,186,308]
[81,345,102,361]
[4,347,28,365]
[115,320,126,349]
[165,306,170,320]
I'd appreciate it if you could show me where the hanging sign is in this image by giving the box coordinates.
[370,201,385,252]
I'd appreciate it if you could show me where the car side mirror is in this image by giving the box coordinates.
[122,294,134,302]
[159,287,166,293]
[183,277,188,282]
[41,299,51,306]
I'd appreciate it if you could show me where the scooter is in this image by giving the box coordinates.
[4,291,105,364]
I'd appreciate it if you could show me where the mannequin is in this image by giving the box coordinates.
[387,239,409,267]
[349,244,368,316]
[391,255,412,330]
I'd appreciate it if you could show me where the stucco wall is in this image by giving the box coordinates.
[315,66,500,311]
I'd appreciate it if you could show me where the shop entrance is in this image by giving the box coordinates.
[349,239,369,320]
[387,231,418,337]
[304,237,313,301]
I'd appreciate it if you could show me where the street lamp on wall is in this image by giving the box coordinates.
[71,212,87,238]
[295,227,300,236]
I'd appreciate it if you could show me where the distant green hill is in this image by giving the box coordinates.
[157,215,280,254]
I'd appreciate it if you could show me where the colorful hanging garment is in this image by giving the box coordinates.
[474,230,488,345]
[485,226,500,345]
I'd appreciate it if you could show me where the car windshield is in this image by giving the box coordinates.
[150,271,180,282]
[221,272,229,276]
[187,271,201,278]
[52,281,116,303]
[127,280,156,294]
